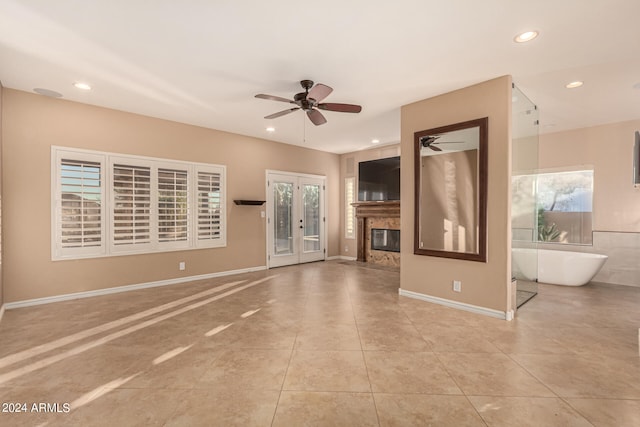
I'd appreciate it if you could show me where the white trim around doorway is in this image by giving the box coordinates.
[265,170,328,269]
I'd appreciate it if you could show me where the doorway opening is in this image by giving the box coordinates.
[266,171,326,268]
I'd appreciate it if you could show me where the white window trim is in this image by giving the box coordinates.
[52,148,107,259]
[51,146,226,260]
[194,165,226,249]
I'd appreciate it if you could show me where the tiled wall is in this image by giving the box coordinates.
[539,231,640,288]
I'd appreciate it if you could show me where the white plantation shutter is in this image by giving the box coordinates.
[158,168,189,244]
[197,170,222,242]
[52,147,226,260]
[53,149,106,259]
[345,177,356,239]
[60,159,102,248]
[112,164,151,247]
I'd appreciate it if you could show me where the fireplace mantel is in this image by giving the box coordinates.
[352,201,400,263]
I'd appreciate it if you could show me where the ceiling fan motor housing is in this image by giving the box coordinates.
[294,92,315,110]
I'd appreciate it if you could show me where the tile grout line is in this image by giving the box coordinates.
[503,351,598,425]
[429,348,490,425]
[557,396,597,427]
[343,264,382,427]
[269,264,316,426]
[503,351,560,398]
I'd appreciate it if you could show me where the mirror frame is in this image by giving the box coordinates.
[413,117,488,262]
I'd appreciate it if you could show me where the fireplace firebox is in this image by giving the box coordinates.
[371,228,400,252]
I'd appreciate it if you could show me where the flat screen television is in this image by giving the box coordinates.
[358,156,400,201]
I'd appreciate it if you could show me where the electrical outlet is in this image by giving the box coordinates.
[179,261,185,271]
[345,246,349,252]
[453,280,462,292]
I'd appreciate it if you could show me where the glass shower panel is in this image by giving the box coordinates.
[511,84,539,307]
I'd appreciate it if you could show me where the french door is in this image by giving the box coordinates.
[267,172,326,268]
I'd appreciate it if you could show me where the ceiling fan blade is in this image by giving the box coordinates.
[430,145,443,152]
[307,109,327,126]
[264,107,300,119]
[255,94,295,104]
[317,103,362,113]
[308,83,333,102]
[433,141,465,144]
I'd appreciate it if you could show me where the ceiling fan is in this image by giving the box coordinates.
[255,80,362,126]
[419,135,465,152]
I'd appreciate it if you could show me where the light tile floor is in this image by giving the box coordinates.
[0,261,639,426]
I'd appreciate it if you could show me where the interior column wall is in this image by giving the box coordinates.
[0,82,4,313]
[400,76,512,313]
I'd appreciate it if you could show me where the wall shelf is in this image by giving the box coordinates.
[233,200,265,206]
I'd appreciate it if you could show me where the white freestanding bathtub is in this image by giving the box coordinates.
[512,248,608,286]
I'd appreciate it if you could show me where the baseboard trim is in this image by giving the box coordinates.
[398,288,509,320]
[327,255,357,261]
[4,265,267,310]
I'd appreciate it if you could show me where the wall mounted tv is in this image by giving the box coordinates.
[358,156,401,201]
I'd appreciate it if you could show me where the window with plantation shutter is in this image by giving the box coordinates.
[197,170,223,244]
[52,146,226,260]
[60,160,103,248]
[158,168,189,244]
[112,164,151,247]
[345,177,356,239]
[53,149,106,259]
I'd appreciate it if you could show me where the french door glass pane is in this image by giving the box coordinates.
[273,182,293,255]
[303,184,320,252]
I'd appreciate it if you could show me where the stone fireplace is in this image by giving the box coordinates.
[352,201,400,267]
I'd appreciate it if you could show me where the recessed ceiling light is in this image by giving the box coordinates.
[514,31,539,43]
[266,127,275,132]
[565,81,584,89]
[371,139,380,144]
[33,88,63,98]
[73,82,91,90]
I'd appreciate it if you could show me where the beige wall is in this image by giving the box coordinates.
[401,76,512,313]
[339,144,400,257]
[1,89,340,302]
[538,119,640,287]
[0,82,3,309]
[539,119,640,233]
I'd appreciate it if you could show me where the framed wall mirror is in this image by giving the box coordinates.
[414,117,488,262]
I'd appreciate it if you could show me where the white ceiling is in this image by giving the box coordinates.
[1,0,638,154]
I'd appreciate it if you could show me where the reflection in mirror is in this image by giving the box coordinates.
[414,118,488,261]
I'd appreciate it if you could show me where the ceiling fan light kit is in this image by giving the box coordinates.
[256,80,362,126]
